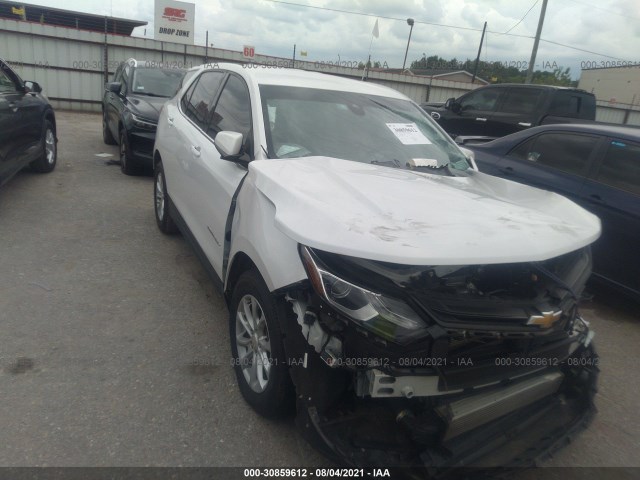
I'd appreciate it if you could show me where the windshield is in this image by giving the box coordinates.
[132,68,185,97]
[259,85,470,172]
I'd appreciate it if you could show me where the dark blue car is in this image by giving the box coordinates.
[467,123,640,298]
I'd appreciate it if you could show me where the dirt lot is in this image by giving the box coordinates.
[0,111,638,477]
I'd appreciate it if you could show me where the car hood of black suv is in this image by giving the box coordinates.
[126,94,170,122]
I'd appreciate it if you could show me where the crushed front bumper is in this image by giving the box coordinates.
[285,311,598,477]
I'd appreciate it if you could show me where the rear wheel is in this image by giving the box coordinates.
[30,119,57,173]
[102,110,116,145]
[154,161,178,234]
[119,129,141,175]
[230,270,294,418]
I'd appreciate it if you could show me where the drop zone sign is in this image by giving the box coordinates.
[154,0,195,45]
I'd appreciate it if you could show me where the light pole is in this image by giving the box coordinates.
[402,18,415,71]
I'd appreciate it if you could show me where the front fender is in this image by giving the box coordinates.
[226,176,306,293]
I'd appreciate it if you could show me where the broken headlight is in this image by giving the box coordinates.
[300,246,429,344]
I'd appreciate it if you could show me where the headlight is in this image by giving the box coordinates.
[300,246,429,344]
[129,112,157,130]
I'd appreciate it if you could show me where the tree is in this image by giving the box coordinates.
[409,55,576,86]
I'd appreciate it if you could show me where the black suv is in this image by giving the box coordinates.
[0,59,57,187]
[421,84,596,141]
[102,59,184,175]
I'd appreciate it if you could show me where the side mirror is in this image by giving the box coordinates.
[444,97,455,109]
[459,146,479,171]
[215,131,244,161]
[24,81,42,93]
[108,82,122,93]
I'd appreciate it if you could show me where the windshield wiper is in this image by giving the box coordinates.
[370,159,401,168]
[134,92,166,97]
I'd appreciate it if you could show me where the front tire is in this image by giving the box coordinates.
[119,129,141,175]
[230,270,294,418]
[154,161,178,234]
[102,110,116,145]
[30,119,57,173]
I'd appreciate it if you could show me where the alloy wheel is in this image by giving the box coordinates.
[155,171,165,220]
[235,294,272,393]
[44,129,55,164]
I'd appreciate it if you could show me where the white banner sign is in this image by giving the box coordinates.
[154,0,195,45]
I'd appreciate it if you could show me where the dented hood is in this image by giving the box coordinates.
[248,156,601,265]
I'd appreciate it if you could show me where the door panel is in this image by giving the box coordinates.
[493,132,601,202]
[108,64,129,138]
[18,91,44,162]
[0,63,31,183]
[105,63,122,137]
[489,87,544,137]
[444,88,503,137]
[172,70,240,276]
[584,139,640,293]
[187,74,253,276]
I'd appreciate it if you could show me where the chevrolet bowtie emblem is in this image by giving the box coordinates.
[527,310,563,329]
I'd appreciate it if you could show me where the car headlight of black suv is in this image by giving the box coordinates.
[128,111,157,131]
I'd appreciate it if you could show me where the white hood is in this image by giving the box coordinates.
[248,156,601,265]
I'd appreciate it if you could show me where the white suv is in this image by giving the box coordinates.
[153,63,601,471]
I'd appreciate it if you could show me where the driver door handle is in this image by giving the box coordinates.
[500,166,514,175]
[475,117,487,122]
[191,145,201,157]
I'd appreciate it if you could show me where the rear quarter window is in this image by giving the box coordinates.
[549,92,595,119]
[594,140,640,196]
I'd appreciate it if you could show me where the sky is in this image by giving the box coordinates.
[21,0,640,79]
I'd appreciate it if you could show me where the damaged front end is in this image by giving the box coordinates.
[281,245,599,476]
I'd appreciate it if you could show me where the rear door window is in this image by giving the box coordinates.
[549,92,581,116]
[121,65,131,94]
[594,140,640,196]
[458,88,502,112]
[182,71,226,132]
[0,66,18,93]
[508,132,600,177]
[207,74,252,156]
[499,88,543,114]
[112,63,123,83]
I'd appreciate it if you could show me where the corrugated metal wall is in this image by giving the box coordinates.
[0,17,479,112]
[594,100,640,126]
[4,18,638,125]
[627,111,640,126]
[595,105,627,124]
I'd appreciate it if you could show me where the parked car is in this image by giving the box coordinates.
[102,58,185,175]
[467,123,640,299]
[0,58,57,187]
[153,63,600,472]
[420,84,596,141]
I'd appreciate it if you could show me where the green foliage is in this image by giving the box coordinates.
[410,55,577,86]
[358,60,383,69]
